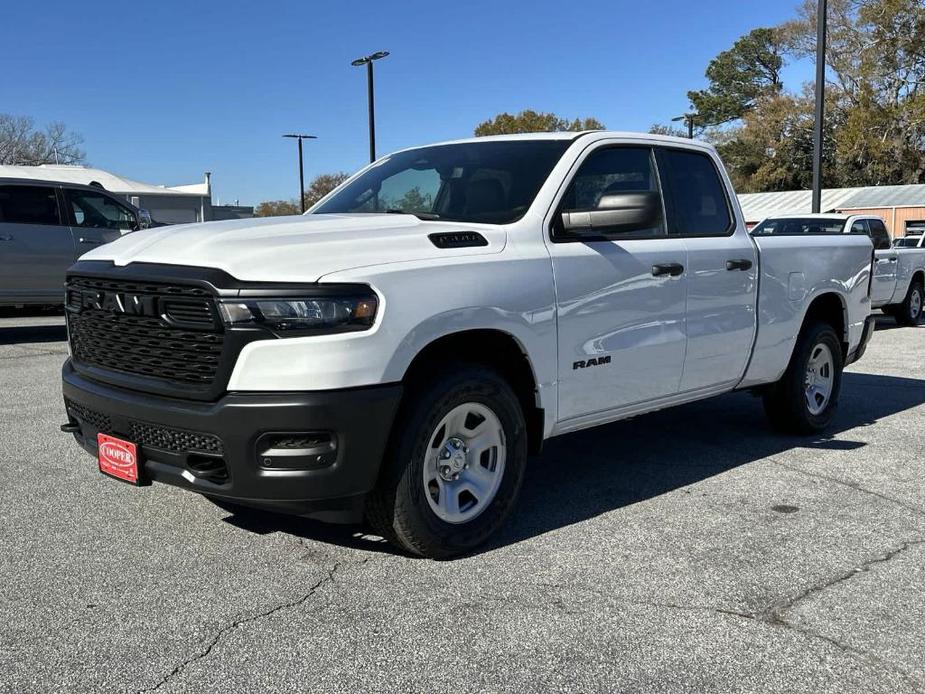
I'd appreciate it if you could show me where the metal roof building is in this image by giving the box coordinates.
[0,164,251,224]
[738,184,925,237]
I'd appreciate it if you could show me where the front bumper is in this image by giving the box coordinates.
[846,315,876,365]
[62,360,402,523]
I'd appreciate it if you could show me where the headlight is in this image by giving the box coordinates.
[217,290,378,336]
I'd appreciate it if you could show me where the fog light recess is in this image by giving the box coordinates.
[257,432,337,470]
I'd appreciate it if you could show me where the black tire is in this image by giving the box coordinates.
[763,322,844,435]
[366,364,528,559]
[894,279,924,326]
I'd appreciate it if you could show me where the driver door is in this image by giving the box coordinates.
[547,145,688,422]
[64,187,137,257]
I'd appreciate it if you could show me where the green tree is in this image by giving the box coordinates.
[254,199,301,217]
[389,186,433,213]
[0,114,86,165]
[687,27,786,127]
[784,0,925,184]
[302,172,350,209]
[474,110,604,136]
[255,172,351,217]
[648,123,695,138]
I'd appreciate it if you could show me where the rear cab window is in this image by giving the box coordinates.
[751,217,848,236]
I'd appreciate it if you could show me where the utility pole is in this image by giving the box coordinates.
[351,51,390,162]
[282,134,317,213]
[812,0,827,213]
[671,113,697,139]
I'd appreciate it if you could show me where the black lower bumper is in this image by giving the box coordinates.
[62,360,402,523]
[847,315,876,365]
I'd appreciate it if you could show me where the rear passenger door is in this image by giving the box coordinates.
[862,218,898,306]
[0,184,76,300]
[657,147,758,393]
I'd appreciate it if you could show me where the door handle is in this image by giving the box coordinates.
[78,238,105,245]
[725,258,753,271]
[0,235,12,241]
[651,262,684,277]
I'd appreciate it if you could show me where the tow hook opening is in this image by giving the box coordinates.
[186,453,229,483]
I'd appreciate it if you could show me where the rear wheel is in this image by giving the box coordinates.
[366,365,527,559]
[763,322,843,435]
[894,279,923,326]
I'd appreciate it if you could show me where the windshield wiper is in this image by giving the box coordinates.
[385,209,442,220]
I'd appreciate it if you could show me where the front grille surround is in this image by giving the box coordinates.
[65,273,244,400]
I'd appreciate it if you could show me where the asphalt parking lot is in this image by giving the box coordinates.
[0,310,923,694]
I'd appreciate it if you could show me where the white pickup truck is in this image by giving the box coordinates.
[61,132,875,558]
[752,214,925,325]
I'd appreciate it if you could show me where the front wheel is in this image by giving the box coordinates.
[366,365,527,559]
[763,322,844,435]
[894,279,923,326]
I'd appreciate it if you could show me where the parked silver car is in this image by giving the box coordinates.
[0,178,152,306]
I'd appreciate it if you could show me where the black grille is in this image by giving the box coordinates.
[130,421,223,455]
[64,397,111,432]
[66,276,225,387]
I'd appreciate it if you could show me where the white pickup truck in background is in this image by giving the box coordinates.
[752,214,925,325]
[62,132,875,558]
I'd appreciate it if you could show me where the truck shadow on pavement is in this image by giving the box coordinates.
[0,323,67,345]
[221,370,925,558]
[0,307,67,345]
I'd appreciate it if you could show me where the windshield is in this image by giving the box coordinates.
[311,140,572,224]
[751,217,846,235]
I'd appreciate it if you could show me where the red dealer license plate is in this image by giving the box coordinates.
[97,433,140,484]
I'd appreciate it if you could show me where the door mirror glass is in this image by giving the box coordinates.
[561,191,662,235]
[137,209,153,229]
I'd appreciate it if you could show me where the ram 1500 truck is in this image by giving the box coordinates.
[61,132,875,558]
[752,213,925,325]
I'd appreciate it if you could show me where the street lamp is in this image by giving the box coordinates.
[811,0,828,213]
[671,113,697,139]
[282,134,317,213]
[351,50,390,163]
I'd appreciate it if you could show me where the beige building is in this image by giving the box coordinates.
[738,184,925,238]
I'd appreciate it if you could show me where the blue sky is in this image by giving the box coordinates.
[2,0,811,206]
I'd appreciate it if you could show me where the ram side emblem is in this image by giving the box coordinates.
[573,355,611,370]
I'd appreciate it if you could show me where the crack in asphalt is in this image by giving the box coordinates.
[136,561,341,694]
[772,458,925,518]
[762,538,925,692]
[539,537,925,692]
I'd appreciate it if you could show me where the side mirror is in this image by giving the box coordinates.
[137,209,153,230]
[561,191,662,235]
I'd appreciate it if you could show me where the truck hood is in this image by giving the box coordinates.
[81,213,506,282]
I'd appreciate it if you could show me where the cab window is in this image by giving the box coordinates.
[554,146,665,239]
[0,185,62,225]
[66,189,137,231]
[867,219,892,250]
[658,149,732,236]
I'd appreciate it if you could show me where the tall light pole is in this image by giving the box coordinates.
[283,134,317,213]
[811,0,828,213]
[351,51,390,162]
[672,113,697,139]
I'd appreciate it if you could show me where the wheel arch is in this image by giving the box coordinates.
[396,328,545,455]
[799,291,849,361]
